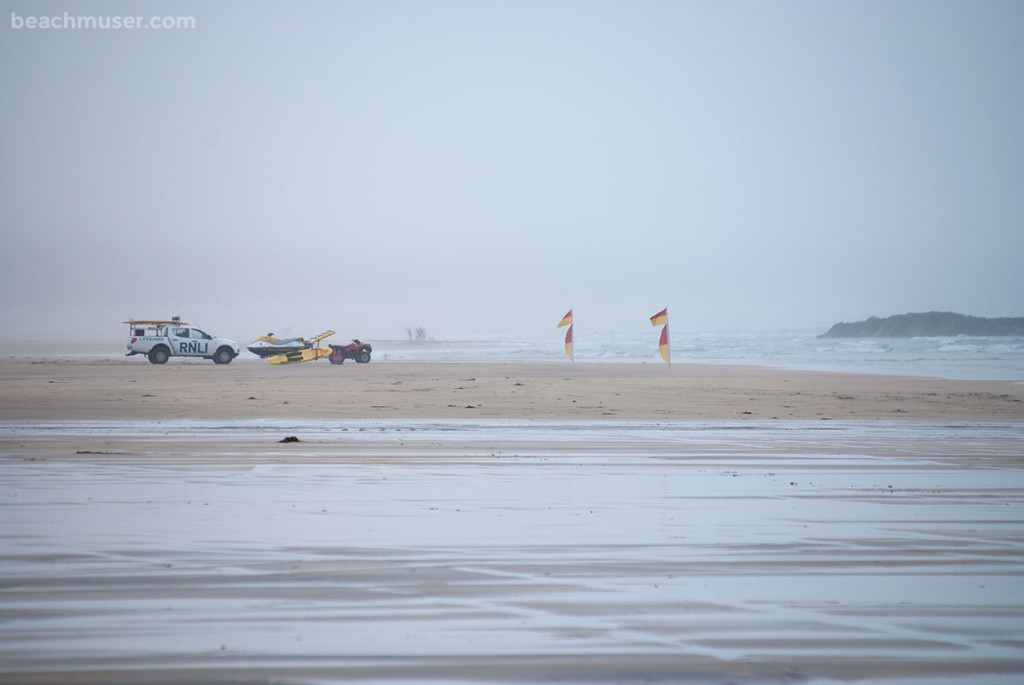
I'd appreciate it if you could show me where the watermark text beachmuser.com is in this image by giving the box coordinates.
[10,12,196,31]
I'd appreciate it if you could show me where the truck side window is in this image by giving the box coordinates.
[172,328,188,337]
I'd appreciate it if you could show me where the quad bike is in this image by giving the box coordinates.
[329,339,372,364]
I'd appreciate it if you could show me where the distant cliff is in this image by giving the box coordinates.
[819,312,1024,338]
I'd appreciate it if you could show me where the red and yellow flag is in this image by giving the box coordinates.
[650,308,670,364]
[557,310,574,360]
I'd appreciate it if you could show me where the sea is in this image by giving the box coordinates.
[376,330,1024,382]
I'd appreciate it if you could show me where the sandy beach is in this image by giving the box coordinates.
[2,355,1023,684]
[1,355,1023,422]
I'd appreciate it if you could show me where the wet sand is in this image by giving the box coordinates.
[2,356,1023,683]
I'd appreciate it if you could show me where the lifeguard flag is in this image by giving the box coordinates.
[564,324,574,361]
[557,309,573,328]
[658,325,670,364]
[650,308,668,327]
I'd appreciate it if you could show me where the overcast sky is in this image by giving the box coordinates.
[2,0,1022,342]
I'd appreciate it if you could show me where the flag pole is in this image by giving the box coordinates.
[665,318,671,367]
[665,307,670,366]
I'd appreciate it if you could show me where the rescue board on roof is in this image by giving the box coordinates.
[123,319,191,326]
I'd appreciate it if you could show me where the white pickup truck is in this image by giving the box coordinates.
[125,318,240,364]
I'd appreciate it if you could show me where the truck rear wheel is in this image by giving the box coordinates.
[148,346,170,364]
[212,347,234,364]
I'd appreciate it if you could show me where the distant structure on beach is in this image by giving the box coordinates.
[406,327,428,342]
[820,312,1024,338]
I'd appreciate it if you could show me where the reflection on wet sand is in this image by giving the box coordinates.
[2,421,1023,683]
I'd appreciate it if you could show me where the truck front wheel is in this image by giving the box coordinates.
[148,346,170,364]
[212,347,234,364]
